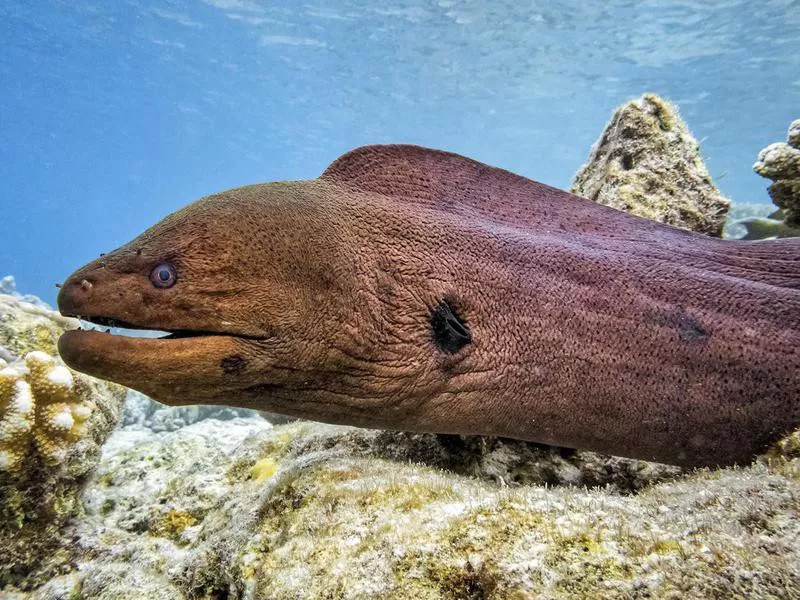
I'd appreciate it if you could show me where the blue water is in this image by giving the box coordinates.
[1,0,798,303]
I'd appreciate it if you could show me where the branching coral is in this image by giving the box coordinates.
[0,351,95,474]
[753,119,800,227]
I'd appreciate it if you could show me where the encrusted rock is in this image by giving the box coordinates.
[0,292,74,358]
[753,118,800,227]
[572,94,730,236]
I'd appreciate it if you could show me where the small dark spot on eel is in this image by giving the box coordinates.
[221,354,247,375]
[648,306,709,344]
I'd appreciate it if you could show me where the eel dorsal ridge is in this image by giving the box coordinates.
[321,144,800,291]
[320,144,652,236]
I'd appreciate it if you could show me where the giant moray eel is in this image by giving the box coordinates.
[57,145,800,467]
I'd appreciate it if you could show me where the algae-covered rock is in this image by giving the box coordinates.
[753,118,800,227]
[6,419,797,598]
[0,292,74,359]
[181,424,800,599]
[0,294,126,591]
[572,94,731,236]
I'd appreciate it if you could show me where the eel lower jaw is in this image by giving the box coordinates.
[57,329,254,404]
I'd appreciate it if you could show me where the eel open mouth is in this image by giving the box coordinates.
[68,314,228,340]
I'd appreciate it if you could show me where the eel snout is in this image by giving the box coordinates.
[56,263,264,403]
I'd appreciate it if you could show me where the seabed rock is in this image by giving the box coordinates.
[3,419,797,599]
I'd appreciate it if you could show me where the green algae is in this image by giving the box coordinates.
[151,509,198,542]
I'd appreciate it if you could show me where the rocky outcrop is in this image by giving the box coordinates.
[6,418,796,599]
[753,118,800,228]
[571,94,730,236]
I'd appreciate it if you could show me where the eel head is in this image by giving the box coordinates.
[57,178,471,428]
[58,183,320,406]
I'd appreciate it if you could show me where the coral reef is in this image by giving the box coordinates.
[0,275,52,309]
[753,118,800,227]
[0,294,126,590]
[571,94,730,236]
[4,104,800,597]
[122,389,264,432]
[4,419,797,599]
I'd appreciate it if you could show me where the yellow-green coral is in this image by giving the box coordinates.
[0,291,126,591]
[250,457,279,482]
[0,351,95,474]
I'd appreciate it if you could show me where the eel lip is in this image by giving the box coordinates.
[58,329,244,399]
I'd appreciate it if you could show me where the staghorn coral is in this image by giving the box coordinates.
[753,118,800,227]
[571,94,730,236]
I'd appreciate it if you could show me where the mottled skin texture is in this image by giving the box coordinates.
[58,145,800,467]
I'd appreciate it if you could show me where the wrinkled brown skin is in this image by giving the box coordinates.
[58,145,800,467]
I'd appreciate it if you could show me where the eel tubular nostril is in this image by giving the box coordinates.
[80,279,93,292]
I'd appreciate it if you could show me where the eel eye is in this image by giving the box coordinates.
[150,263,177,288]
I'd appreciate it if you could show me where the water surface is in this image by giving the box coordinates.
[1,0,798,301]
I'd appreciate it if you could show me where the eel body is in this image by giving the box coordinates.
[57,145,800,467]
